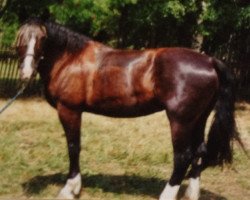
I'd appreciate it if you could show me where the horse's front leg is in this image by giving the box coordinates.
[57,103,82,199]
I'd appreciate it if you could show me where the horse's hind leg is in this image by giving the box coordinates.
[160,120,194,200]
[183,115,209,200]
[57,103,82,199]
[182,144,206,200]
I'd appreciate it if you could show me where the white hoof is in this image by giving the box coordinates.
[57,173,82,199]
[183,178,200,200]
[57,187,74,199]
[159,183,180,200]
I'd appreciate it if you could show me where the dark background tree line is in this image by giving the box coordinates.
[0,0,249,100]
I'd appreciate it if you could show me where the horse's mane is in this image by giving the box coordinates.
[19,18,91,53]
[44,21,91,53]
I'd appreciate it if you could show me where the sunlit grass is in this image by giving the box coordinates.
[0,99,249,199]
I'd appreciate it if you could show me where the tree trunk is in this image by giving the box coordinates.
[192,0,208,52]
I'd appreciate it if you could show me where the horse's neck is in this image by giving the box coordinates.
[38,40,112,82]
[37,44,62,83]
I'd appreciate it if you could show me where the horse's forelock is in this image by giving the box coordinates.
[16,25,30,47]
[16,22,47,47]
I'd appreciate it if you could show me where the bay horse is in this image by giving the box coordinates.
[15,19,239,200]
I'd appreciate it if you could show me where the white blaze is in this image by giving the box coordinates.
[22,33,36,79]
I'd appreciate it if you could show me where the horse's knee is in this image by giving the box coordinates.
[188,142,207,178]
[195,142,207,159]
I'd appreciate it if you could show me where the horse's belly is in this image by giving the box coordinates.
[84,99,163,118]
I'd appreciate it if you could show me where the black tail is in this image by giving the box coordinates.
[204,58,241,167]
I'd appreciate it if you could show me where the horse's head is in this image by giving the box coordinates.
[16,19,47,81]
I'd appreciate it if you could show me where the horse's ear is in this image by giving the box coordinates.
[14,29,22,48]
[41,26,47,35]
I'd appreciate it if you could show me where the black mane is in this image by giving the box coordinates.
[44,21,91,53]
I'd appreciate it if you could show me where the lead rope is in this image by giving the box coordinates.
[0,82,27,114]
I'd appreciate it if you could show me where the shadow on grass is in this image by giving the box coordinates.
[22,173,227,200]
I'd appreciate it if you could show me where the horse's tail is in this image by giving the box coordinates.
[204,58,242,168]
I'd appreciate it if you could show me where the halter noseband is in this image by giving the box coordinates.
[22,52,44,61]
[25,53,35,57]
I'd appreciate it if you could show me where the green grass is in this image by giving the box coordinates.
[0,99,249,199]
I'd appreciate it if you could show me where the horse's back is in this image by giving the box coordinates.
[100,49,148,67]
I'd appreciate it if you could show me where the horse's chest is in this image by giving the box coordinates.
[47,66,88,107]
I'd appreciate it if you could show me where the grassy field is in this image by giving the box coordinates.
[0,99,249,200]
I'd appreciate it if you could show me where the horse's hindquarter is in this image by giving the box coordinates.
[154,48,219,120]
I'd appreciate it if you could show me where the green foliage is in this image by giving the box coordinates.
[0,0,249,51]
[49,0,94,30]
[0,0,55,45]
[92,0,199,48]
[0,16,18,45]
[161,0,186,19]
[237,6,250,29]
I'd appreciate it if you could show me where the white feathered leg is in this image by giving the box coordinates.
[183,177,200,200]
[57,173,82,199]
[159,183,180,200]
